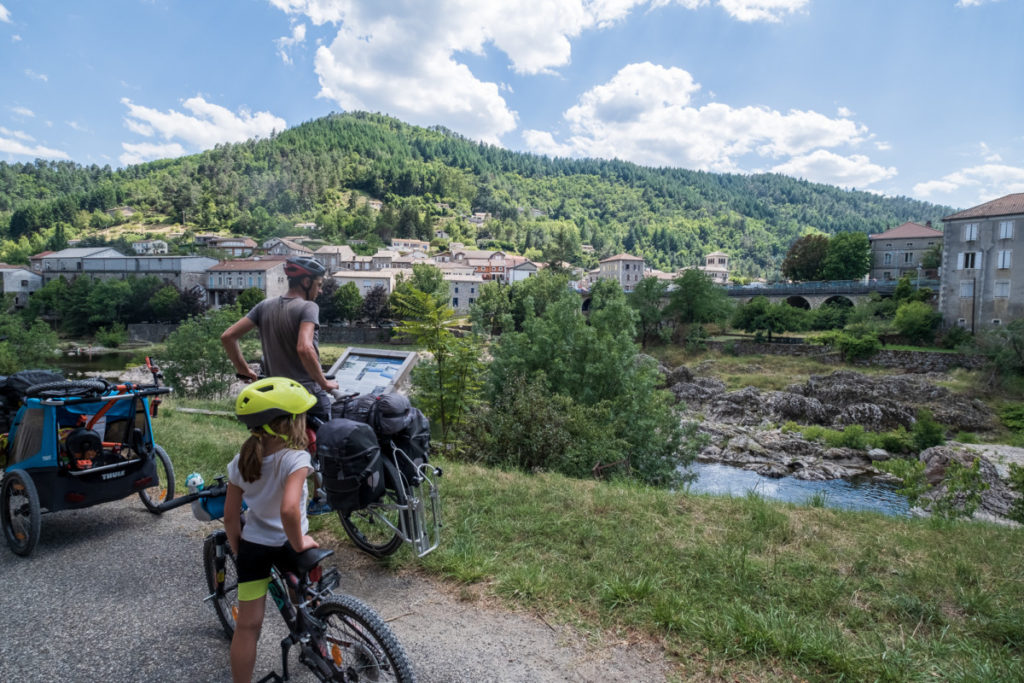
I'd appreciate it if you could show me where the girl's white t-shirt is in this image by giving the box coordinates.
[227,447,312,547]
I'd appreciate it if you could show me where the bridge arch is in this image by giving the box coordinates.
[786,296,811,310]
[822,295,854,309]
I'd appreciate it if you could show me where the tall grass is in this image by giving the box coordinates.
[154,400,1024,681]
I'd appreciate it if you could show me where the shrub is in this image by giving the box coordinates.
[722,339,738,356]
[955,431,980,444]
[802,425,826,442]
[780,420,800,433]
[999,404,1024,433]
[940,325,973,350]
[876,457,929,508]
[892,301,941,346]
[95,322,128,348]
[163,306,243,398]
[911,409,945,452]
[931,458,989,520]
[1008,463,1024,524]
[871,425,914,454]
[815,328,880,361]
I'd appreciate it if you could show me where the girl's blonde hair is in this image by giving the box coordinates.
[237,413,308,483]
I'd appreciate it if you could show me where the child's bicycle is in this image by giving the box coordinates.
[160,478,416,682]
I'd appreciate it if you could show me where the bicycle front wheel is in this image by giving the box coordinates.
[339,460,405,558]
[202,530,239,640]
[313,594,416,683]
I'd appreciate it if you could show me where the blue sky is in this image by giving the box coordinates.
[2,0,1022,211]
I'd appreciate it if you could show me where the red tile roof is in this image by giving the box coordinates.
[869,222,943,240]
[208,257,287,272]
[600,253,644,262]
[944,193,1024,221]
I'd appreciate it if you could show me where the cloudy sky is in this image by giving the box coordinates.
[2,0,1022,210]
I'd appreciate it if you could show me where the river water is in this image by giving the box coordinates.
[684,462,910,516]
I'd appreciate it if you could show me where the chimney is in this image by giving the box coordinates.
[926,220,932,228]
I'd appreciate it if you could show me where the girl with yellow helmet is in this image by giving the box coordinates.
[224,377,319,683]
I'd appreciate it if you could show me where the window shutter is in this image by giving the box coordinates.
[957,253,964,270]
[976,251,982,269]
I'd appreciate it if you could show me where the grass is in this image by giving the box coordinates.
[152,398,1024,682]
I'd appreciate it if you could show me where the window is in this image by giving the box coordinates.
[217,276,223,286]
[257,275,262,288]
[959,252,979,270]
[993,319,1003,326]
[957,318,967,328]
[1000,221,1014,239]
[452,297,459,307]
[959,280,974,298]
[997,249,1012,269]
[454,286,459,293]
[209,276,214,287]
[903,253,913,263]
[963,223,978,241]
[248,276,253,287]
[226,276,232,286]
[469,298,475,305]
[906,242,913,248]
[20,280,27,287]
[994,281,1011,298]
[884,253,893,265]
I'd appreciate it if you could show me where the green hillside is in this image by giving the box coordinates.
[0,112,954,277]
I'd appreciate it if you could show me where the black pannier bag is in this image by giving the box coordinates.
[384,407,431,484]
[336,392,412,435]
[317,418,385,514]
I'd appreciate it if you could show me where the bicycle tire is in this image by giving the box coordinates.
[25,379,109,399]
[313,594,416,682]
[339,460,405,558]
[1,470,41,557]
[202,530,239,640]
[139,445,175,513]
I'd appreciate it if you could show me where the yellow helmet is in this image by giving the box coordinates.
[235,377,316,431]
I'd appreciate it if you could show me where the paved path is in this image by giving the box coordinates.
[0,497,668,682]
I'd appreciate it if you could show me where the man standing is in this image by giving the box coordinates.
[222,256,339,420]
[222,257,340,514]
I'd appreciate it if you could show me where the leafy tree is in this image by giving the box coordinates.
[664,269,732,326]
[912,409,945,452]
[893,301,941,345]
[86,278,132,329]
[393,288,483,446]
[237,287,265,312]
[920,242,943,271]
[392,263,447,309]
[0,311,59,373]
[361,285,391,325]
[469,280,511,337]
[486,285,696,486]
[732,296,805,341]
[62,275,96,336]
[819,232,871,280]
[508,269,571,330]
[151,286,182,322]
[781,234,828,280]
[334,282,363,323]
[973,318,1024,383]
[628,276,669,348]
[163,306,242,398]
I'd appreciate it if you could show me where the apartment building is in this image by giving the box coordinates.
[939,193,1024,329]
[700,251,730,284]
[598,253,646,292]
[206,258,288,308]
[869,222,943,281]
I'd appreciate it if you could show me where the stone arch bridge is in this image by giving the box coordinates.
[722,279,940,310]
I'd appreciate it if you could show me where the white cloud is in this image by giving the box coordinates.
[956,0,1003,7]
[119,141,189,166]
[717,0,808,22]
[66,120,89,133]
[12,34,20,42]
[0,134,70,160]
[837,106,854,118]
[0,126,33,141]
[914,164,1024,203]
[270,1,807,144]
[875,141,892,151]
[120,96,286,151]
[11,106,33,117]
[771,150,897,188]
[526,62,879,187]
[25,69,47,82]
[0,4,10,23]
[276,22,307,64]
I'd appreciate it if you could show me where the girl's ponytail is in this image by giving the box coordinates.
[238,429,265,483]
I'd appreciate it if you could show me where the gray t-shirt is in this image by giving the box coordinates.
[246,296,320,387]
[228,447,312,547]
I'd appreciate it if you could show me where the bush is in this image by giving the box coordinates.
[95,322,128,348]
[999,404,1024,433]
[870,425,914,454]
[780,420,799,433]
[163,306,242,398]
[876,457,929,508]
[955,431,980,444]
[0,312,59,373]
[911,409,945,452]
[931,458,989,520]
[815,328,880,361]
[722,339,738,356]
[802,425,826,443]
[940,325,973,350]
[892,301,941,346]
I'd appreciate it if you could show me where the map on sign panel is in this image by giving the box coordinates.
[334,353,406,395]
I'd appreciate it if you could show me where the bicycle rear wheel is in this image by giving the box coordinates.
[202,530,239,640]
[313,594,416,682]
[338,461,405,558]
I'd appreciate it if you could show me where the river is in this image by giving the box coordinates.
[684,461,910,516]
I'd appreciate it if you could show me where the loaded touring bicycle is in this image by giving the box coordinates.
[0,358,175,556]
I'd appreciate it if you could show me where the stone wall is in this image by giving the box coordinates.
[705,340,983,372]
[127,323,179,343]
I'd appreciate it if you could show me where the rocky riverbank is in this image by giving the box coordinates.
[653,361,1020,521]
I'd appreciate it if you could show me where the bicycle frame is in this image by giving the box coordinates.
[370,445,441,557]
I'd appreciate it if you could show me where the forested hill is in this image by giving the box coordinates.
[0,112,954,277]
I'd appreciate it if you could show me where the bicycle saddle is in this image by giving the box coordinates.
[296,547,334,574]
